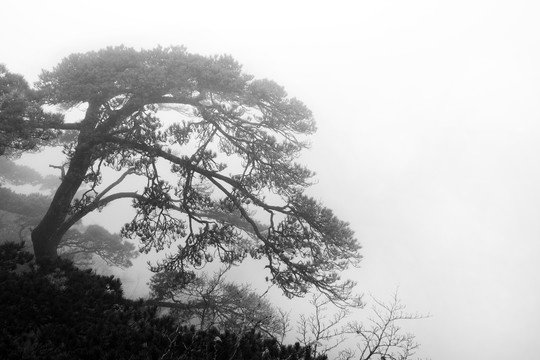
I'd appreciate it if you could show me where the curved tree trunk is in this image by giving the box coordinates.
[31,149,93,263]
[31,106,98,264]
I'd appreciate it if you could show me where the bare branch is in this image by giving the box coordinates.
[296,293,354,358]
[346,292,429,360]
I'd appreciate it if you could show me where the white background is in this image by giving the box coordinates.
[2,1,540,359]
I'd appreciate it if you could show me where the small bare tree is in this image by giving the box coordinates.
[344,292,428,360]
[149,266,289,338]
[276,308,293,344]
[296,291,428,360]
[296,293,362,358]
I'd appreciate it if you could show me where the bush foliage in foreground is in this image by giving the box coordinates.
[0,242,326,360]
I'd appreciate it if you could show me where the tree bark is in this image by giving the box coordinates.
[31,149,93,263]
[31,105,98,264]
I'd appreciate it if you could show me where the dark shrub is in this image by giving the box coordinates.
[0,242,327,360]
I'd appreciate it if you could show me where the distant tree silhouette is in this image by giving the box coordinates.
[0,159,138,268]
[149,266,289,339]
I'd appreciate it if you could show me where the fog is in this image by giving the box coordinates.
[2,1,540,359]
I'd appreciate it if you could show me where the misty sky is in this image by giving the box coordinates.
[2,1,540,359]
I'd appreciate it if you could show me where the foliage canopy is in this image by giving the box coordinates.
[0,46,361,302]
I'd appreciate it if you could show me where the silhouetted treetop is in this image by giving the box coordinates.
[1,46,361,303]
[0,64,64,156]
